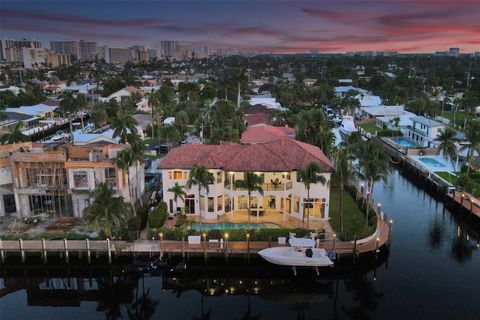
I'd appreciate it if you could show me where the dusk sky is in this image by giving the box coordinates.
[1,0,479,53]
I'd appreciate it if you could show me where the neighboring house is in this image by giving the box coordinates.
[158,138,333,222]
[0,86,24,95]
[407,116,446,148]
[355,93,382,108]
[106,86,143,102]
[360,106,408,119]
[244,104,274,126]
[3,104,59,129]
[64,84,96,94]
[240,124,295,144]
[9,142,144,218]
[136,97,152,113]
[334,86,368,98]
[249,94,286,111]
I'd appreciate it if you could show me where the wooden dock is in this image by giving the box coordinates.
[0,218,391,265]
[448,192,480,220]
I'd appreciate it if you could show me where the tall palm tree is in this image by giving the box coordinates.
[148,91,160,142]
[168,182,187,214]
[83,183,130,238]
[91,102,108,128]
[111,108,138,143]
[59,91,78,135]
[0,122,29,144]
[187,165,213,231]
[129,137,146,206]
[115,149,136,214]
[234,172,264,227]
[436,128,458,171]
[459,120,480,173]
[158,124,179,149]
[297,162,327,229]
[355,140,390,225]
[233,68,248,108]
[331,148,353,237]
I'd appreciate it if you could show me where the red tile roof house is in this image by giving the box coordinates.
[158,138,333,223]
[240,124,295,144]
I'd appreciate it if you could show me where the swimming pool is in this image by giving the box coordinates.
[191,222,280,231]
[418,157,446,168]
[390,137,419,148]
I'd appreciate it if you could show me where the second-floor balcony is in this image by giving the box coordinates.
[225,181,292,191]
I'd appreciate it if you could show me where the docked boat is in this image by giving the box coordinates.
[339,116,357,137]
[258,233,334,273]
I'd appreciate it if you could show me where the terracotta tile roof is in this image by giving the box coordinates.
[240,124,295,144]
[158,138,333,172]
[245,112,271,126]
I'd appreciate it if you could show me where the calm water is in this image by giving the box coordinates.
[1,170,480,320]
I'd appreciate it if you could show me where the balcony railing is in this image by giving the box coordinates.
[224,181,292,191]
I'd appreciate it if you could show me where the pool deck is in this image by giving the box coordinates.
[408,155,455,173]
[175,210,333,234]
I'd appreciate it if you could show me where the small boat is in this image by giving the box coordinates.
[258,233,333,273]
[339,116,357,137]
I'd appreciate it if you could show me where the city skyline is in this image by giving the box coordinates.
[1,0,479,53]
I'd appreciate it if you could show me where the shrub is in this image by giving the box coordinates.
[378,129,402,137]
[148,208,167,228]
[158,202,168,213]
[128,216,143,231]
[136,206,149,229]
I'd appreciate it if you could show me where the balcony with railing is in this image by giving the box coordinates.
[224,181,292,191]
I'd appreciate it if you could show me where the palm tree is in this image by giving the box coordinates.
[158,124,179,149]
[331,148,353,237]
[355,140,390,225]
[168,182,187,214]
[115,149,136,214]
[459,120,480,173]
[59,91,78,135]
[436,128,458,171]
[0,122,29,144]
[129,138,146,206]
[91,103,108,128]
[111,108,138,143]
[148,91,160,142]
[187,165,213,231]
[297,162,327,229]
[233,68,248,108]
[234,172,264,227]
[83,183,130,238]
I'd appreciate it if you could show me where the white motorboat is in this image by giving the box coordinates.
[258,233,334,271]
[339,116,357,137]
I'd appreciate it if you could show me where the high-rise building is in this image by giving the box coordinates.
[50,40,97,61]
[1,37,41,60]
[46,52,72,67]
[159,40,178,58]
[449,48,460,56]
[107,47,131,64]
[21,48,48,69]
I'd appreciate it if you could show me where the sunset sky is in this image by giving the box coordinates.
[1,0,479,53]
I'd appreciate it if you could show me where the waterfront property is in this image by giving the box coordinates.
[158,138,333,224]
[407,116,446,148]
[0,142,144,218]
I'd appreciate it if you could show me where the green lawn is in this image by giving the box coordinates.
[329,188,376,241]
[440,111,476,128]
[436,171,459,184]
[359,123,380,134]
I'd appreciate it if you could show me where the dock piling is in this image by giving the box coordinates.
[86,238,91,264]
[42,239,47,264]
[19,238,25,263]
[0,239,4,263]
[107,239,112,264]
[64,238,69,264]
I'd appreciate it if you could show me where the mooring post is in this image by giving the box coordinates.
[0,239,5,263]
[107,239,112,264]
[182,237,185,259]
[375,237,380,259]
[202,233,207,262]
[86,238,91,264]
[333,234,336,250]
[224,233,229,261]
[388,219,394,244]
[64,238,69,264]
[19,238,25,263]
[160,233,164,260]
[352,236,357,264]
[42,239,47,264]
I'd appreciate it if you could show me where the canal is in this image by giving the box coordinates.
[1,169,479,319]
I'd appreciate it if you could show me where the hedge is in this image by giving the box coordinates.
[147,227,321,242]
[128,216,143,231]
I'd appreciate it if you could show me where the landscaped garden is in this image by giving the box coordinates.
[329,188,377,241]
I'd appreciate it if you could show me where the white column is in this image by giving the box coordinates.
[0,195,5,217]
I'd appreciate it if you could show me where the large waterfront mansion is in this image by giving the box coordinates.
[159,138,333,222]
